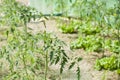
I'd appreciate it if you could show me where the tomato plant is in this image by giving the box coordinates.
[0,0,82,80]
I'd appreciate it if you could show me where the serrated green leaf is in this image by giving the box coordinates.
[55,56,60,64]
[50,51,54,61]
[60,57,67,74]
[69,61,75,70]
[77,57,82,62]
[61,50,69,59]
[76,67,80,80]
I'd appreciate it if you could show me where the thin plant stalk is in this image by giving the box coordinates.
[42,21,48,80]
[45,52,48,80]
[22,22,28,76]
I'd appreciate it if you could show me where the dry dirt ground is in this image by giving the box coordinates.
[0,0,119,80]
[0,18,118,80]
[27,19,118,80]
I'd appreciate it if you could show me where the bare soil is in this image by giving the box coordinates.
[0,0,119,80]
[27,19,118,80]
[0,18,118,80]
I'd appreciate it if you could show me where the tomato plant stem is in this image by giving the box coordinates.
[45,52,48,80]
[23,54,28,76]
[23,22,28,76]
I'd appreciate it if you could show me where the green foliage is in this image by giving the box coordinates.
[68,56,82,80]
[0,28,72,79]
[78,22,101,35]
[0,0,82,80]
[37,31,69,75]
[0,1,43,79]
[71,35,103,52]
[59,20,79,33]
[71,34,120,53]
[40,32,82,80]
[76,67,80,80]
[95,55,118,70]
[0,0,41,26]
[4,0,120,79]
[110,40,120,54]
[48,0,120,77]
[60,25,75,33]
[0,29,39,79]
